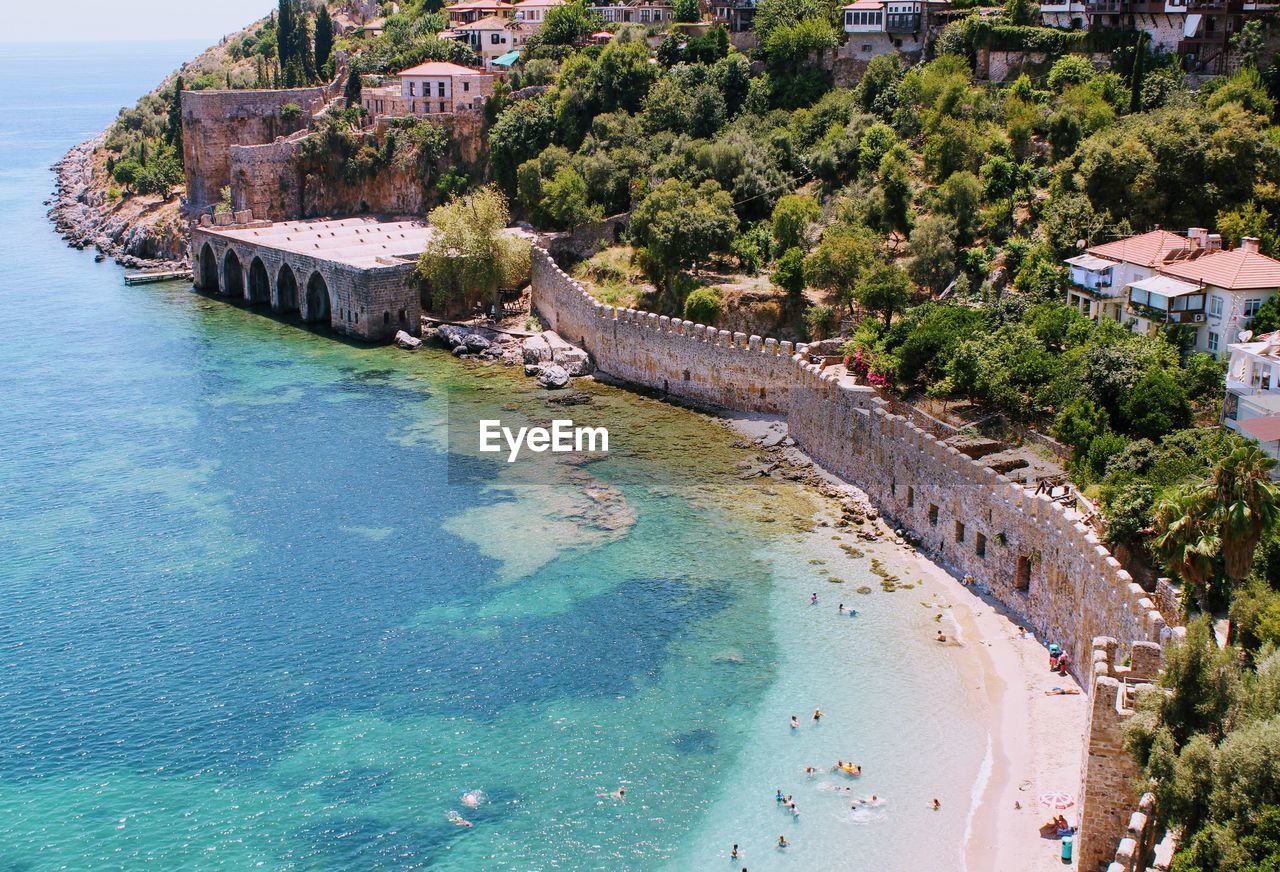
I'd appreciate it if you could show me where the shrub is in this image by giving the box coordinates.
[684,287,724,324]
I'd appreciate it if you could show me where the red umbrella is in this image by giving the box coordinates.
[1038,792,1075,810]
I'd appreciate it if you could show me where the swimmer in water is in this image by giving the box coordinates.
[613,788,626,801]
[790,715,799,729]
[446,810,473,828]
[932,798,941,810]
[730,844,739,859]
[812,708,823,722]
[936,630,947,643]
[776,789,784,803]
[778,835,790,848]
[838,602,844,613]
[811,592,818,605]
[805,766,816,777]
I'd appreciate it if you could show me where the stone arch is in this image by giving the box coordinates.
[303,271,331,323]
[222,249,245,299]
[275,263,299,313]
[198,242,219,292]
[247,256,271,306]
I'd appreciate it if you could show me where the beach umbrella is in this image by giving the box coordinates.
[1038,792,1075,810]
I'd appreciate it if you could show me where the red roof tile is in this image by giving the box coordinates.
[398,61,488,76]
[1158,248,1280,291]
[1086,229,1191,268]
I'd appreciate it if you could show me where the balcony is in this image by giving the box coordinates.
[885,12,921,31]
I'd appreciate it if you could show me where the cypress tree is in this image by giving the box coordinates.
[277,0,295,83]
[166,76,184,163]
[315,7,334,77]
[344,66,363,107]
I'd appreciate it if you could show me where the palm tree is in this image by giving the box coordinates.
[1152,485,1220,614]
[1208,445,1280,588]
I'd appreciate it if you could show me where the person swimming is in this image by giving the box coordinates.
[932,798,941,810]
[838,602,844,613]
[811,592,818,605]
[446,810,473,828]
[790,715,799,729]
[812,708,823,722]
[776,789,784,803]
[778,835,790,848]
[730,844,739,859]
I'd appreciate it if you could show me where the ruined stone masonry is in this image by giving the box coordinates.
[529,246,1180,870]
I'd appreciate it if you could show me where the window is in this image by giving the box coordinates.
[1246,298,1264,319]
[439,102,446,113]
[955,521,965,543]
[491,32,501,44]
[975,532,987,558]
[437,81,446,97]
[1210,294,1224,317]
[1208,331,1219,353]
[1254,364,1273,392]
[408,81,416,95]
[463,81,470,92]
[928,504,939,526]
[1015,556,1031,592]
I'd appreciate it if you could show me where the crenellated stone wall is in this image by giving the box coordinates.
[181,87,329,209]
[530,245,1182,870]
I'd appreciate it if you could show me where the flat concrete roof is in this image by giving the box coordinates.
[205,217,436,269]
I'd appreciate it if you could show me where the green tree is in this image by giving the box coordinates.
[1122,368,1192,439]
[541,166,602,229]
[804,303,836,339]
[875,150,914,236]
[674,0,701,22]
[774,246,807,299]
[1231,19,1266,69]
[935,171,981,245]
[592,40,659,113]
[416,187,531,314]
[907,215,958,295]
[315,6,334,75]
[1216,201,1279,258]
[344,67,363,107]
[858,263,912,327]
[1047,55,1096,93]
[1004,0,1036,25]
[771,194,819,253]
[684,287,724,324]
[804,222,877,314]
[1250,295,1280,335]
[1054,397,1109,457]
[541,0,598,46]
[165,76,184,162]
[1152,486,1220,612]
[630,178,738,297]
[1209,445,1280,588]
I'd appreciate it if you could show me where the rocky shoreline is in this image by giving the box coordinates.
[47,136,188,270]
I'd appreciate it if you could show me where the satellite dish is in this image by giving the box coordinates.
[1240,330,1254,342]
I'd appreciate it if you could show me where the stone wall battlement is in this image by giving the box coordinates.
[530,246,1174,671]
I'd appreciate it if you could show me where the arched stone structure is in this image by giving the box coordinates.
[223,249,245,299]
[197,242,219,292]
[248,257,271,306]
[275,263,299,313]
[303,271,331,323]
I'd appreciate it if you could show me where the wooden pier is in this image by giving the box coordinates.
[123,269,191,286]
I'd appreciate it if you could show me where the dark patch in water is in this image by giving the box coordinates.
[672,728,718,755]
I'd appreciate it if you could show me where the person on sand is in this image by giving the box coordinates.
[1045,687,1080,696]
[778,835,790,848]
[936,630,947,643]
[1017,626,1027,639]
[1057,650,1071,675]
[812,708,823,722]
[790,715,799,729]
[932,798,941,810]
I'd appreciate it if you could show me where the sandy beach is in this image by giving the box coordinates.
[729,412,1087,871]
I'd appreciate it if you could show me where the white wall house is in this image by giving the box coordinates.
[1224,332,1280,465]
[1064,228,1280,358]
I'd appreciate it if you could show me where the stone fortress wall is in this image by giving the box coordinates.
[191,216,421,342]
[531,246,1179,869]
[181,87,329,210]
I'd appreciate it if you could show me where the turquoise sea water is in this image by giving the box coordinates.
[0,42,988,870]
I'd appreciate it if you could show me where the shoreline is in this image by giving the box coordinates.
[726,412,1085,871]
[47,135,188,270]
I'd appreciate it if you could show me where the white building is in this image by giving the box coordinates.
[1064,227,1280,358]
[838,0,947,60]
[1224,331,1280,463]
[512,0,566,24]
[360,62,495,117]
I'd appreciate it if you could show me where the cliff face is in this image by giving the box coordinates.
[48,137,188,268]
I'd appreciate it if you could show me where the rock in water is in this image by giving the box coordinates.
[464,334,491,353]
[394,330,422,350]
[537,364,570,389]
[522,332,552,365]
[542,331,593,376]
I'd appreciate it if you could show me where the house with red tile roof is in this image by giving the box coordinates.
[360,62,495,118]
[1064,227,1280,358]
[1224,330,1280,465]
